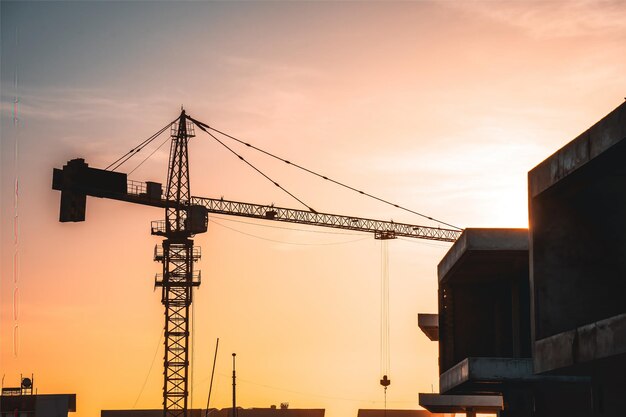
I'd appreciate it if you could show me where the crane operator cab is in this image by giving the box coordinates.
[185,205,209,235]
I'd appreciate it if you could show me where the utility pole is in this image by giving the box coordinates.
[205,338,220,417]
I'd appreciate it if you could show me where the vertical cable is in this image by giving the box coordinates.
[380,242,384,376]
[190,298,195,409]
[385,240,391,375]
[380,242,383,376]
[380,239,391,401]
[381,240,390,376]
[380,239,390,414]
[380,239,389,375]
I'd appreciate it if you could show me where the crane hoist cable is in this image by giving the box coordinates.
[187,115,462,231]
[380,240,391,411]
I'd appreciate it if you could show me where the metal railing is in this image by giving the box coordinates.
[154,271,201,287]
[127,180,146,196]
[154,245,201,261]
[151,220,167,235]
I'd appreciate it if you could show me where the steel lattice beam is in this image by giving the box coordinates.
[189,197,461,242]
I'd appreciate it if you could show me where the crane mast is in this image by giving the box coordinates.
[51,110,461,417]
[154,111,200,417]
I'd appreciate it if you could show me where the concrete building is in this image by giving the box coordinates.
[437,229,531,373]
[1,378,76,417]
[418,102,626,416]
[417,228,525,416]
[418,229,590,416]
[528,101,626,414]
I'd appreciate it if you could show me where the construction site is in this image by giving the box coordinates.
[2,100,624,417]
[2,2,626,417]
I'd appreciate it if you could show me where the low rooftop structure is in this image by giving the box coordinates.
[1,393,76,416]
[1,376,76,417]
[102,408,325,417]
[357,409,443,417]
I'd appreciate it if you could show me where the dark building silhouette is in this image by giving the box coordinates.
[0,377,76,417]
[419,101,626,416]
[528,102,626,414]
[101,408,325,417]
[357,409,445,417]
[419,229,590,417]
[357,409,452,417]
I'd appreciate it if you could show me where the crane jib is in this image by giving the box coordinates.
[190,197,460,242]
[52,158,461,242]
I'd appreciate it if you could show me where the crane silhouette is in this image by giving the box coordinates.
[52,109,461,417]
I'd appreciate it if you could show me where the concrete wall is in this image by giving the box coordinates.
[529,140,626,341]
[528,102,626,345]
[440,279,530,372]
[528,102,626,416]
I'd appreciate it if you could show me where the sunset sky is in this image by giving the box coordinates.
[1,1,625,417]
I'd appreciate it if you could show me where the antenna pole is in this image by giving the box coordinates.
[205,338,220,417]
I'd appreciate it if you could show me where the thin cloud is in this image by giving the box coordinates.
[448,0,626,38]
[0,87,171,121]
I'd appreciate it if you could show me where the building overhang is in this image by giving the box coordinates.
[440,357,589,394]
[437,229,528,285]
[418,393,503,414]
[528,101,626,198]
[418,314,438,341]
[535,312,626,374]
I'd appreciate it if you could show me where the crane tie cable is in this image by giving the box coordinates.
[193,121,317,213]
[128,134,172,175]
[106,118,177,171]
[187,115,461,230]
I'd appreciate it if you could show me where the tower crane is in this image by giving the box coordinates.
[51,110,461,417]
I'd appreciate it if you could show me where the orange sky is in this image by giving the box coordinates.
[1,1,626,417]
